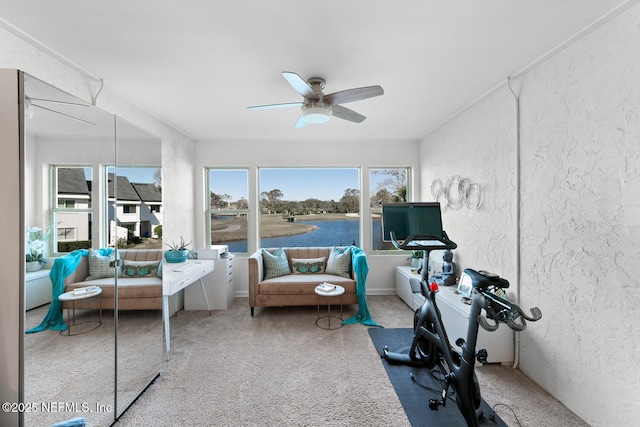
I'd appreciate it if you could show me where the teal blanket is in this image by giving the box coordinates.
[342,246,383,328]
[26,248,112,333]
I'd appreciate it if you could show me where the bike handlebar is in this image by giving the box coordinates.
[425,268,542,332]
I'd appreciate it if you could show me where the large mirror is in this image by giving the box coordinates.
[22,73,162,426]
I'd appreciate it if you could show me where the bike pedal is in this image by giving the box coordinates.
[476,348,488,364]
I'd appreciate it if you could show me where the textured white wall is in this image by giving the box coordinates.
[420,5,640,426]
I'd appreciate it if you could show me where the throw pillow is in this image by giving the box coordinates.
[291,257,325,274]
[326,247,351,278]
[262,248,292,280]
[121,260,161,278]
[86,249,118,280]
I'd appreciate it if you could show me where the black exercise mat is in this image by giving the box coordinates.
[369,328,506,427]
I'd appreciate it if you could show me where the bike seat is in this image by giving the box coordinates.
[464,269,510,291]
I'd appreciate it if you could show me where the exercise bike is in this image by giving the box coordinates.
[383,234,542,427]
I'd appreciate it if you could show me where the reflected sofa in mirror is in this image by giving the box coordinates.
[22,73,162,426]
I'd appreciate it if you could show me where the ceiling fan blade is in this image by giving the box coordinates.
[247,102,303,110]
[282,72,318,99]
[28,97,89,107]
[294,116,307,128]
[325,85,384,105]
[331,105,366,123]
[32,103,96,126]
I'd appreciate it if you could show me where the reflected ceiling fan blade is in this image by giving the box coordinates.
[32,103,96,126]
[282,71,318,99]
[247,102,304,110]
[331,104,366,123]
[325,85,384,105]
[294,116,307,128]
[28,97,89,108]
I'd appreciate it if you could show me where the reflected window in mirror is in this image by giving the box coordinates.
[105,166,163,249]
[52,165,92,253]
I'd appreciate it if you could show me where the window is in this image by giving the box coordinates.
[207,168,249,253]
[370,168,410,250]
[259,168,360,248]
[57,227,77,242]
[57,199,76,209]
[106,166,163,247]
[52,166,92,252]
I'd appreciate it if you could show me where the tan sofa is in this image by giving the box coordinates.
[248,247,360,316]
[62,249,163,311]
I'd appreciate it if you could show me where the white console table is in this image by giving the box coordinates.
[162,260,215,355]
[25,269,52,310]
[396,266,514,364]
[184,254,235,311]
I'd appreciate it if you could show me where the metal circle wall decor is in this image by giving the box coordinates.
[430,176,482,211]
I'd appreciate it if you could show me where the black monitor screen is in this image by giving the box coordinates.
[381,202,444,242]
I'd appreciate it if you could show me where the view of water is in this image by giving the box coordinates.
[224,219,361,252]
[220,218,392,252]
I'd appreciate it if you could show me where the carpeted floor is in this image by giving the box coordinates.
[25,295,589,426]
[111,296,588,427]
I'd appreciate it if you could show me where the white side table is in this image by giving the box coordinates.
[58,286,103,336]
[315,284,345,330]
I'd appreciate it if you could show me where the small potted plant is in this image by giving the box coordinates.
[164,236,191,263]
[409,250,423,269]
[26,226,52,272]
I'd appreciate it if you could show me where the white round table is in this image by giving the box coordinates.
[58,286,103,336]
[315,284,345,330]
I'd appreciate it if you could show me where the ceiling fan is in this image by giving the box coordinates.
[25,96,96,126]
[248,71,383,128]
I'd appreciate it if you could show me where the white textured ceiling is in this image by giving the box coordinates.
[1,1,637,141]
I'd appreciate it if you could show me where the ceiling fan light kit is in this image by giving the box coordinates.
[248,71,383,128]
[301,102,332,124]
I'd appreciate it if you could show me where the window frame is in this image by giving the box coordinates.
[369,167,412,253]
[257,166,362,248]
[206,167,250,254]
[50,165,93,254]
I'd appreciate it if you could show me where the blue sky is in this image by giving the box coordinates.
[110,167,397,202]
[260,168,359,201]
[111,167,159,184]
[209,168,362,202]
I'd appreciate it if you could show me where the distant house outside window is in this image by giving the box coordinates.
[57,199,76,209]
[52,166,92,252]
[123,204,137,214]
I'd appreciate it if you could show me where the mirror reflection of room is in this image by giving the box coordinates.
[22,74,162,427]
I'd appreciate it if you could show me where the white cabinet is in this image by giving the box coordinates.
[396,266,514,364]
[185,255,235,311]
[25,269,52,310]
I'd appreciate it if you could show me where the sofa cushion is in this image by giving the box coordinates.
[262,248,292,279]
[325,247,351,278]
[291,257,325,274]
[259,273,356,295]
[86,249,118,280]
[121,260,161,277]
